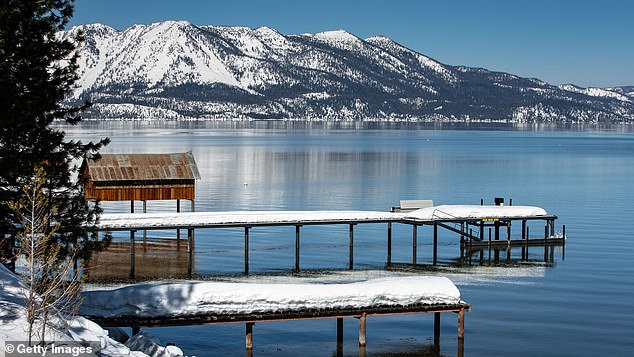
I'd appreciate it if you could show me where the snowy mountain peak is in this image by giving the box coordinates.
[62,21,633,123]
[315,29,360,42]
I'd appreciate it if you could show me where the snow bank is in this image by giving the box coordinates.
[80,276,461,319]
[0,264,180,356]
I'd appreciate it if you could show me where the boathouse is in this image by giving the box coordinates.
[82,152,200,204]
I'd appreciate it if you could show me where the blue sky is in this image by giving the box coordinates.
[68,0,633,88]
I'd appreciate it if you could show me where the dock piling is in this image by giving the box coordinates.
[433,223,438,265]
[295,225,301,272]
[187,228,194,275]
[359,313,367,346]
[349,224,355,270]
[387,223,392,267]
[412,225,418,265]
[246,322,254,350]
[129,230,136,280]
[245,227,250,275]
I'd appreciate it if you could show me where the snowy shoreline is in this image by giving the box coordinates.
[0,264,182,357]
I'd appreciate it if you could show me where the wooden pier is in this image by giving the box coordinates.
[85,300,470,355]
[94,202,562,278]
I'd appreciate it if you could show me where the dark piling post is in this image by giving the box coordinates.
[295,225,301,272]
[187,228,194,276]
[349,224,355,270]
[387,222,392,267]
[433,312,441,342]
[521,220,526,240]
[142,200,147,246]
[433,223,438,266]
[244,226,250,275]
[412,224,418,265]
[337,318,344,343]
[176,199,181,245]
[129,230,136,280]
[458,308,465,340]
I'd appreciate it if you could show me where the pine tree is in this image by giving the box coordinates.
[0,0,110,267]
[10,167,83,345]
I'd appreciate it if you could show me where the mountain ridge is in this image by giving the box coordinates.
[61,21,633,122]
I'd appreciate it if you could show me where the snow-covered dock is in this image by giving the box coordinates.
[97,205,553,230]
[93,204,561,278]
[80,276,470,350]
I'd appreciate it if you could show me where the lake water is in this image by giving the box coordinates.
[64,121,634,357]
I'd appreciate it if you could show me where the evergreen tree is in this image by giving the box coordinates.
[0,0,110,267]
[10,167,84,345]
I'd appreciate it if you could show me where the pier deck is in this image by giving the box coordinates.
[93,204,561,278]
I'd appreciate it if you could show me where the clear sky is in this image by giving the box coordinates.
[67,0,633,88]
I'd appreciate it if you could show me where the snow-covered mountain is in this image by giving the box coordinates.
[61,21,634,122]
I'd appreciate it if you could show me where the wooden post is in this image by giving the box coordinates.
[506,222,511,248]
[176,199,181,244]
[494,220,500,240]
[387,222,392,267]
[245,226,250,275]
[142,200,147,246]
[187,228,194,275]
[359,313,367,346]
[458,308,465,340]
[479,220,484,240]
[295,225,301,272]
[433,312,441,341]
[130,200,134,213]
[190,200,195,251]
[349,224,355,270]
[337,318,344,344]
[130,230,136,280]
[433,223,438,265]
[246,322,254,350]
[412,225,417,265]
[521,220,526,240]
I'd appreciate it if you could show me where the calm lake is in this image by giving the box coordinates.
[63,121,634,357]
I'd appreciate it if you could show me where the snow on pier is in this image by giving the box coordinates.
[79,276,471,349]
[97,205,552,231]
[80,276,462,319]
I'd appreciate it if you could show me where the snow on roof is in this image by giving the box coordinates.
[97,205,550,230]
[79,276,461,319]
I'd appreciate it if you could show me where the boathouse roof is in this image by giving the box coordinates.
[82,152,200,202]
